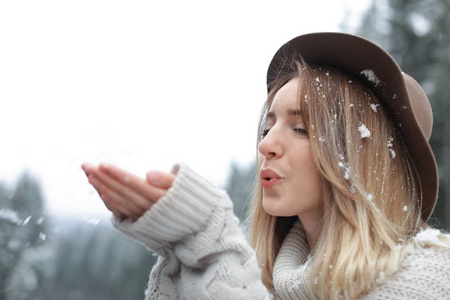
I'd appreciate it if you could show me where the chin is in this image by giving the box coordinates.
[262,198,290,217]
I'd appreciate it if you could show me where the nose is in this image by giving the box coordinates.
[258,128,283,159]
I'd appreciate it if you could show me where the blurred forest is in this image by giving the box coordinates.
[0,172,156,300]
[1,0,449,299]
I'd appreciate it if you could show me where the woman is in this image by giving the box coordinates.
[82,32,450,299]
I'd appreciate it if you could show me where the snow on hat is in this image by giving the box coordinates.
[267,32,438,222]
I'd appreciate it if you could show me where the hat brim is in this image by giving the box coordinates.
[267,32,438,222]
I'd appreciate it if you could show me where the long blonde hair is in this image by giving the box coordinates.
[248,58,437,298]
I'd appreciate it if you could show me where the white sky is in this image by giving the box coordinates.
[0,0,370,217]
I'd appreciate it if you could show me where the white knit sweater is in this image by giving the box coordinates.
[112,164,450,300]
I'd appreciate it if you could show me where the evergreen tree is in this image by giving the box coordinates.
[0,172,49,299]
[10,171,47,246]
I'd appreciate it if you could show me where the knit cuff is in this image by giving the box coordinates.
[112,163,231,251]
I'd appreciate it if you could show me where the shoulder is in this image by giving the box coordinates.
[403,228,450,270]
[365,230,450,299]
[400,241,450,278]
[392,244,450,298]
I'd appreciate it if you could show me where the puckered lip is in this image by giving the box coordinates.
[260,168,283,189]
[260,168,283,180]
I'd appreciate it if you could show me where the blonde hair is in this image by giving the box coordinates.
[247,58,444,298]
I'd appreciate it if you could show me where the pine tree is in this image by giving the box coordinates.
[0,172,50,299]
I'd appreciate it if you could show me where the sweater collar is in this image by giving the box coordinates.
[273,221,313,299]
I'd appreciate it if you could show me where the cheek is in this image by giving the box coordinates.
[306,163,322,188]
[305,172,323,204]
[293,153,322,197]
[290,170,323,217]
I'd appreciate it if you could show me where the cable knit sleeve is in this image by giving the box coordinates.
[111,164,271,300]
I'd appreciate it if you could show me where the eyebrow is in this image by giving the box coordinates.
[267,109,302,119]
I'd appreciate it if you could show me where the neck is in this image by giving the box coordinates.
[299,216,322,250]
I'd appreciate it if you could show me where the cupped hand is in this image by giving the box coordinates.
[81,163,176,221]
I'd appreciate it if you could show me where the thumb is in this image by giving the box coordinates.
[146,170,176,190]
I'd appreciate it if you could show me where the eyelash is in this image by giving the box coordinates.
[261,128,308,138]
[294,128,308,135]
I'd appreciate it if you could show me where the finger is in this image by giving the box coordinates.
[100,192,143,221]
[88,176,126,216]
[83,163,145,220]
[100,194,126,220]
[88,171,153,212]
[82,162,98,177]
[83,164,126,218]
[85,163,162,212]
[99,163,167,202]
[100,186,146,220]
[89,176,145,220]
[146,170,176,190]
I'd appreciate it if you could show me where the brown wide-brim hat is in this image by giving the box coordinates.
[267,32,438,222]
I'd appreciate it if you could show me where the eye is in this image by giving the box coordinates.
[294,128,308,135]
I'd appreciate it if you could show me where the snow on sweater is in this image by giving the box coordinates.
[112,164,450,300]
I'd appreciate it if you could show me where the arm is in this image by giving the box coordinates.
[83,163,271,299]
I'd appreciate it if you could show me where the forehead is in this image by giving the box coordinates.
[269,77,301,114]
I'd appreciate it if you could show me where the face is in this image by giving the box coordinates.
[259,77,323,225]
